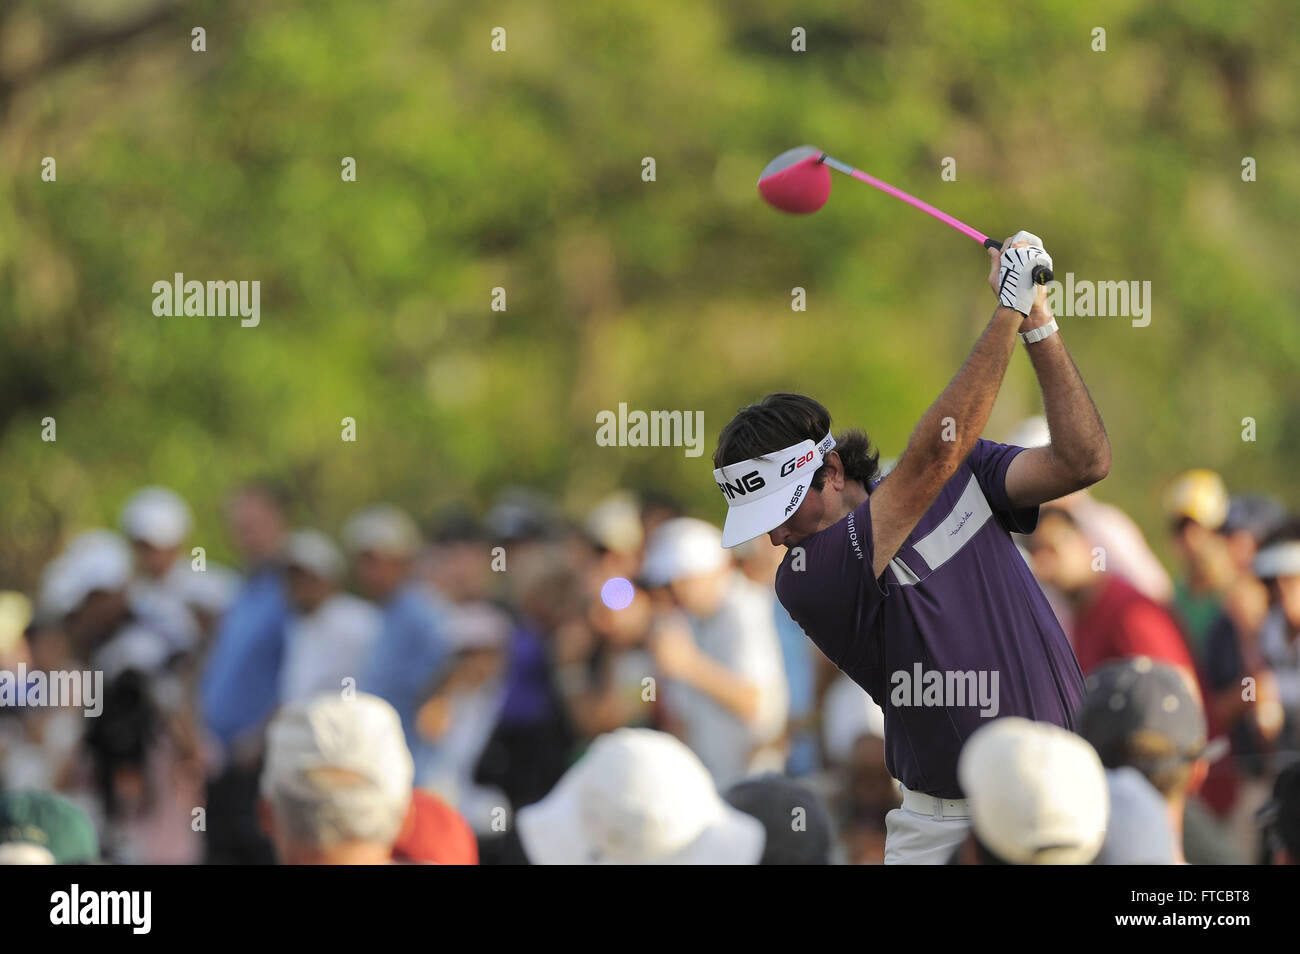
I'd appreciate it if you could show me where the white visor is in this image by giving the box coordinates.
[1255,542,1300,579]
[712,432,835,548]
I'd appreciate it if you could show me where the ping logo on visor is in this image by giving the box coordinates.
[712,432,836,547]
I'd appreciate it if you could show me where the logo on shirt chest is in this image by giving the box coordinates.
[889,476,993,587]
[948,511,974,536]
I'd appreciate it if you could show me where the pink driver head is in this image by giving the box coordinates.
[758,146,831,214]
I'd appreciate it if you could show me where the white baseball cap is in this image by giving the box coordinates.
[175,565,240,614]
[260,692,414,807]
[1006,415,1050,449]
[120,486,192,548]
[516,728,765,865]
[1095,767,1176,865]
[712,433,836,548]
[40,531,133,618]
[640,517,729,586]
[443,602,513,652]
[341,505,421,557]
[283,529,346,582]
[585,493,644,555]
[958,717,1109,865]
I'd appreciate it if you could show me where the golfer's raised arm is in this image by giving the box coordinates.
[868,302,1022,578]
[1002,305,1111,509]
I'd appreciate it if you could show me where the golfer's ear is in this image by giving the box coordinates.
[824,450,846,488]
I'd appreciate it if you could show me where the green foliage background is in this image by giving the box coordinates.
[2,0,1298,584]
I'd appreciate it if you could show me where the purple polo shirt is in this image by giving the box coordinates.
[775,439,1084,798]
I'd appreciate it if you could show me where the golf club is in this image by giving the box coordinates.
[758,145,1053,285]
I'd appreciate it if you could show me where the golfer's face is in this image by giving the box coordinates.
[768,487,826,548]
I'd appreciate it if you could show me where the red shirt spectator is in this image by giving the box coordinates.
[1071,575,1196,676]
[392,790,479,865]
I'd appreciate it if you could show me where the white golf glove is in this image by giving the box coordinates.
[996,230,1053,315]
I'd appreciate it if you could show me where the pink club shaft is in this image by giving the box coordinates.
[820,154,991,247]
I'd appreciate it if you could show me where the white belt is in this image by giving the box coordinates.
[900,785,972,820]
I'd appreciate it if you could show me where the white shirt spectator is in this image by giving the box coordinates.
[667,572,789,787]
[280,594,382,704]
[822,672,886,767]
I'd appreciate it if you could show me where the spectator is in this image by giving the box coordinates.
[1202,497,1288,847]
[1076,657,1219,864]
[1007,417,1172,603]
[200,482,291,746]
[0,790,99,865]
[42,531,202,864]
[641,518,789,787]
[1095,767,1177,864]
[413,603,512,833]
[119,486,203,653]
[724,774,832,864]
[391,788,479,865]
[822,674,896,864]
[1253,520,1300,753]
[421,505,494,605]
[279,530,382,704]
[1165,469,1235,661]
[0,591,32,671]
[1257,761,1300,865]
[258,692,412,865]
[1216,495,1285,642]
[952,716,1108,865]
[733,533,819,777]
[514,728,764,864]
[554,577,657,739]
[475,543,579,834]
[1,591,82,795]
[583,492,645,584]
[638,490,683,544]
[345,504,450,761]
[199,481,291,864]
[1025,506,1196,679]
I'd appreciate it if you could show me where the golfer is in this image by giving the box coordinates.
[712,233,1109,863]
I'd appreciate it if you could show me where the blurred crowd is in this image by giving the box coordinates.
[1,416,1299,865]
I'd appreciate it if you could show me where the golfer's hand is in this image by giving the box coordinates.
[989,230,1053,316]
[1024,283,1053,332]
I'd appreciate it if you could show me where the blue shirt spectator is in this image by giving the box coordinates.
[363,583,450,753]
[773,598,819,776]
[200,566,290,746]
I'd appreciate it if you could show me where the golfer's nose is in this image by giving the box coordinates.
[769,526,788,547]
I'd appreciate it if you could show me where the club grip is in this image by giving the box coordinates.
[984,237,1053,285]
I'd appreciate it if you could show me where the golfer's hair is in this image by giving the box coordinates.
[713,393,879,492]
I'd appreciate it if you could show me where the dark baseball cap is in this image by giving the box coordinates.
[1221,494,1287,544]
[1257,760,1300,860]
[0,791,99,864]
[724,774,832,865]
[1077,657,1212,776]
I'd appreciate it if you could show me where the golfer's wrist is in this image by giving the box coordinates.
[1018,311,1054,333]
